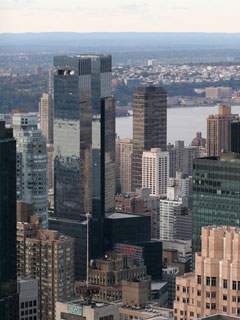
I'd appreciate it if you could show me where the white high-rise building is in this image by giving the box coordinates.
[39,93,54,145]
[159,195,182,241]
[142,148,169,196]
[168,171,192,198]
[13,113,48,228]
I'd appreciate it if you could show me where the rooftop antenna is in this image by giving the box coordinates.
[86,212,91,288]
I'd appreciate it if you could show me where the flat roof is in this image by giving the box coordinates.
[151,281,168,290]
[107,213,142,219]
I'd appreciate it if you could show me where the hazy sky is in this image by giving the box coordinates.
[1,0,240,33]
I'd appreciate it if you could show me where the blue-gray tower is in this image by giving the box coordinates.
[50,55,115,280]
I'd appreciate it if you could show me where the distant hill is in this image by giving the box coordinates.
[1,32,240,53]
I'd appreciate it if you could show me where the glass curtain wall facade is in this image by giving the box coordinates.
[53,55,115,273]
[13,113,48,229]
[0,121,19,320]
[192,153,240,266]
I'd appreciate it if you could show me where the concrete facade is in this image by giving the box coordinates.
[18,277,38,320]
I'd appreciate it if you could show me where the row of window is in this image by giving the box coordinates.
[197,276,240,290]
[20,301,37,309]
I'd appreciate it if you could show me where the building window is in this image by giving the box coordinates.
[206,277,211,286]
[223,306,227,312]
[223,279,227,289]
[197,275,201,284]
[238,296,240,303]
[232,308,236,314]
[211,292,216,299]
[206,303,210,309]
[197,290,201,296]
[232,296,236,302]
[206,292,210,298]
[211,304,216,310]
[223,295,227,301]
[190,312,194,317]
[233,281,237,290]
[211,277,216,286]
[238,281,240,290]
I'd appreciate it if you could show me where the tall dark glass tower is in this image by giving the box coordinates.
[0,121,18,320]
[132,86,167,191]
[50,55,115,280]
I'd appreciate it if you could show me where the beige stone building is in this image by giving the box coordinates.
[174,226,240,320]
[119,278,173,320]
[205,87,232,99]
[115,137,133,194]
[17,217,74,320]
[77,252,147,302]
[206,105,238,157]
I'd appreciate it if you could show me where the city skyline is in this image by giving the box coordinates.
[1,0,240,33]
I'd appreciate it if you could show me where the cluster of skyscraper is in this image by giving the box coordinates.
[2,52,240,320]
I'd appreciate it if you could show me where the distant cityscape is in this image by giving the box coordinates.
[1,41,240,320]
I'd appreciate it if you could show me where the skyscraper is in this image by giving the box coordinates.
[39,93,54,190]
[51,54,115,279]
[13,113,48,228]
[132,86,167,191]
[48,67,54,95]
[206,105,238,157]
[39,93,54,145]
[192,153,240,262]
[0,121,19,320]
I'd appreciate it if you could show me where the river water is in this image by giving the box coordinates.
[116,105,240,146]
